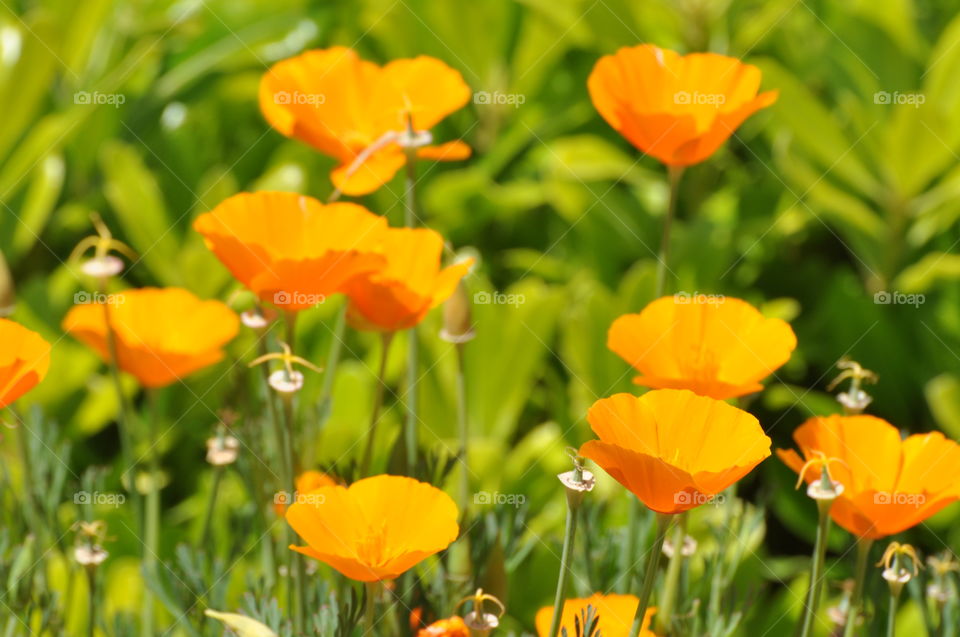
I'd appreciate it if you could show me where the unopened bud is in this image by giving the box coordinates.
[0,249,14,317]
[440,280,475,344]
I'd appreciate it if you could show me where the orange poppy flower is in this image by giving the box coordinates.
[260,47,471,195]
[417,616,469,637]
[63,287,239,388]
[588,44,777,166]
[580,390,771,514]
[535,594,655,637]
[343,228,473,332]
[608,296,796,400]
[286,474,459,582]
[193,191,388,312]
[778,415,960,539]
[0,319,51,408]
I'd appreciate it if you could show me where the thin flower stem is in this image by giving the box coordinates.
[629,513,672,637]
[455,343,470,512]
[799,500,833,637]
[403,146,420,475]
[99,289,138,512]
[86,568,96,637]
[655,165,684,298]
[887,588,899,637]
[200,466,224,548]
[141,389,161,637]
[657,512,688,633]
[311,305,347,467]
[546,495,580,637]
[364,581,379,635]
[360,332,394,476]
[282,311,307,633]
[843,539,874,637]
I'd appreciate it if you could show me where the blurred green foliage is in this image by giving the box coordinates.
[3,0,960,635]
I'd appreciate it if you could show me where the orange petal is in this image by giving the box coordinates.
[0,319,51,408]
[417,140,472,162]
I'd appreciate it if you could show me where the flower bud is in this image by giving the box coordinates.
[440,280,475,344]
[0,250,13,317]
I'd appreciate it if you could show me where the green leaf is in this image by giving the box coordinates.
[99,141,181,285]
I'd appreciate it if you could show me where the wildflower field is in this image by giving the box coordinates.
[5,0,960,635]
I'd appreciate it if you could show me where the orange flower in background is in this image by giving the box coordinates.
[260,47,471,195]
[608,295,796,400]
[580,389,771,514]
[417,616,469,637]
[778,415,960,539]
[0,319,51,408]
[193,191,387,312]
[286,474,459,582]
[343,227,473,332]
[63,287,239,388]
[588,44,777,165]
[535,594,655,637]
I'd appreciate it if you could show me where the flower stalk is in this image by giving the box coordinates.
[629,512,672,637]
[842,538,874,637]
[402,115,421,476]
[547,453,595,637]
[798,457,844,637]
[656,512,689,633]
[360,332,394,476]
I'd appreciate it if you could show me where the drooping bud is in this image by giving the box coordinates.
[73,520,110,572]
[69,213,137,282]
[828,359,877,415]
[248,342,321,395]
[457,589,505,637]
[0,249,14,317]
[878,542,922,598]
[441,280,476,344]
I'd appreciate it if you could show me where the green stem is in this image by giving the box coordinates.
[100,293,138,512]
[655,165,684,298]
[622,501,642,592]
[364,582,379,635]
[455,343,470,511]
[629,513,672,637]
[843,539,874,637]
[657,512,688,634]
[312,305,347,465]
[546,499,580,637]
[282,311,307,632]
[86,567,96,637]
[200,466,224,549]
[141,390,161,637]
[360,332,394,476]
[403,148,420,476]
[887,588,900,637]
[799,500,833,637]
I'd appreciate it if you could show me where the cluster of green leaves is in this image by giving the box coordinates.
[3,0,960,635]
